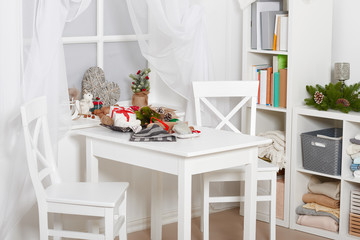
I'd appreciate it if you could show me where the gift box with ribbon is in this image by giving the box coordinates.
[110,106,141,128]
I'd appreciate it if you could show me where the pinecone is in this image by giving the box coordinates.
[314,91,324,104]
[156,107,165,114]
[164,112,173,122]
[336,98,350,107]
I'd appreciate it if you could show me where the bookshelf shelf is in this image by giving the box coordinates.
[256,104,287,112]
[248,49,288,55]
[242,0,334,234]
[296,168,342,180]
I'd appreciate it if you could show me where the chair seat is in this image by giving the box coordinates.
[46,182,129,207]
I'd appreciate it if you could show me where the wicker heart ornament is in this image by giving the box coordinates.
[82,66,120,106]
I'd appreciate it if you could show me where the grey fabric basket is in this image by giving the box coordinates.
[301,128,343,176]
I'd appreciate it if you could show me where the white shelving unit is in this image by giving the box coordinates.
[291,106,360,239]
[241,0,333,228]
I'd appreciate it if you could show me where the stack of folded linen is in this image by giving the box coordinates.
[347,134,360,177]
[296,176,340,232]
[258,130,286,169]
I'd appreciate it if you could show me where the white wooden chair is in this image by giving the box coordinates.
[193,81,278,240]
[21,96,129,240]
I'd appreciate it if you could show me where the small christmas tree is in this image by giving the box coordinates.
[130,68,151,93]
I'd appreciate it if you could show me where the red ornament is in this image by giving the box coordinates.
[145,76,149,80]
[141,89,146,91]
[132,82,135,84]
[137,70,141,74]
[130,106,140,111]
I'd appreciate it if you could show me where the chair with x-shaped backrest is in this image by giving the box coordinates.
[193,81,278,240]
[21,96,129,240]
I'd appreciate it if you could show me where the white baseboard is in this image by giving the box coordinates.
[127,205,238,233]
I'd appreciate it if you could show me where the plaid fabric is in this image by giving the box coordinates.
[130,124,176,142]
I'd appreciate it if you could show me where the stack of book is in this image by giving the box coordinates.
[252,55,287,108]
[251,0,288,51]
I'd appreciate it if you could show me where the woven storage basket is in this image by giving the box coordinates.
[301,128,342,176]
[351,190,360,214]
[350,213,360,237]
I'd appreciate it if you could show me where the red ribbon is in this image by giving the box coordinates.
[111,107,134,121]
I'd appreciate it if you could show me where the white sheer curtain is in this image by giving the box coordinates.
[126,0,211,123]
[0,1,91,239]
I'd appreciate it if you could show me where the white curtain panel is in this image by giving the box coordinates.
[126,0,211,122]
[0,1,90,239]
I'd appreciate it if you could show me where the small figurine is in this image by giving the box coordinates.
[79,91,94,115]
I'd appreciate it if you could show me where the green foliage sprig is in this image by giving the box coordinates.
[304,82,360,113]
[130,68,151,93]
[135,106,160,126]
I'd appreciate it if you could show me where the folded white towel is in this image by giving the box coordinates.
[347,144,360,155]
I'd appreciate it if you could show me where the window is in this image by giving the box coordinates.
[63,0,147,101]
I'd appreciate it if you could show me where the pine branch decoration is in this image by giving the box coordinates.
[130,68,151,93]
[304,82,360,113]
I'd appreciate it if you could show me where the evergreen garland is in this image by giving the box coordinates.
[304,82,360,113]
[130,68,151,93]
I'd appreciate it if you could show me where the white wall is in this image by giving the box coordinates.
[331,0,360,85]
[7,0,359,239]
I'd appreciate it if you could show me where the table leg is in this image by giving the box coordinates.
[86,138,98,182]
[243,148,258,240]
[151,171,163,240]
[178,164,192,240]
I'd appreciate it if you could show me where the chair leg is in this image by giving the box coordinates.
[53,213,62,240]
[270,174,277,240]
[200,174,204,232]
[119,192,127,240]
[105,208,114,240]
[202,176,210,240]
[38,208,49,240]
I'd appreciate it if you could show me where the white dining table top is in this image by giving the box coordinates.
[76,126,272,158]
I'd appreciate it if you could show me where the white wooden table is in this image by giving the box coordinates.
[77,126,271,240]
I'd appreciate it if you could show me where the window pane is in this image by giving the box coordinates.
[63,0,96,37]
[104,0,148,35]
[104,42,146,101]
[64,44,97,93]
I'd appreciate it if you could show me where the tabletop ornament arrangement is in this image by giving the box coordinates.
[304,62,360,113]
[130,68,151,108]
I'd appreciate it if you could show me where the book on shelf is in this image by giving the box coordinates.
[278,54,288,69]
[273,55,278,72]
[266,67,273,105]
[273,71,280,107]
[279,68,287,108]
[251,1,281,50]
[271,73,274,106]
[279,16,288,51]
[251,64,270,104]
[273,13,288,51]
[260,11,287,50]
[260,69,268,105]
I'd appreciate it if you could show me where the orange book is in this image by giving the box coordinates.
[279,68,287,108]
[266,67,273,105]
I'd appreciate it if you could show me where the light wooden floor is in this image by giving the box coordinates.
[127,208,330,240]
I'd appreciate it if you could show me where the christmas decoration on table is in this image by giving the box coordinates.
[79,91,94,115]
[130,68,151,107]
[90,97,103,113]
[134,106,160,126]
[304,82,360,113]
[82,66,120,106]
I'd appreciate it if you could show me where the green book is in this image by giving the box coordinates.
[278,55,288,70]
[274,72,280,107]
